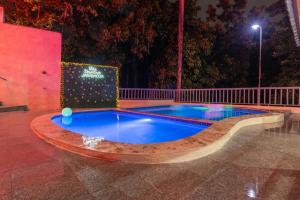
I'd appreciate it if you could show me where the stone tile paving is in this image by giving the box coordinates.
[1,111,300,200]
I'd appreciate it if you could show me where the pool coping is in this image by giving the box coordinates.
[31,107,286,164]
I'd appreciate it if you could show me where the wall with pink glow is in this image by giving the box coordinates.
[0,7,4,22]
[0,20,61,110]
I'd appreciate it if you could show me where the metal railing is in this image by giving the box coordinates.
[119,88,176,100]
[119,87,300,106]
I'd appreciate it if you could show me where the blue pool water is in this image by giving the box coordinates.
[52,110,209,144]
[129,105,265,121]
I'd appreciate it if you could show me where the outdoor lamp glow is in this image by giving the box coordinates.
[251,23,263,105]
[251,24,260,30]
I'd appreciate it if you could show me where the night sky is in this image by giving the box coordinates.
[199,0,276,8]
[198,0,277,18]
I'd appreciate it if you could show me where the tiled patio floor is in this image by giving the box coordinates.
[1,111,300,200]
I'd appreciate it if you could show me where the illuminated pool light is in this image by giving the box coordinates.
[139,118,153,122]
[193,107,209,111]
[247,189,256,198]
[246,182,258,199]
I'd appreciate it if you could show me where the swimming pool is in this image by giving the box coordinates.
[51,110,209,144]
[129,105,266,121]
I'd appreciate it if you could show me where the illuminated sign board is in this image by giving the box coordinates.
[62,62,118,108]
[81,66,104,79]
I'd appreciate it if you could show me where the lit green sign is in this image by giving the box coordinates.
[81,66,104,79]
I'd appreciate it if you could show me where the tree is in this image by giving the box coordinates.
[206,0,251,87]
[265,0,300,86]
[1,0,299,88]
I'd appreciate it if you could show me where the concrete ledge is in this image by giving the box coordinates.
[165,113,284,163]
[0,105,28,112]
[119,100,174,108]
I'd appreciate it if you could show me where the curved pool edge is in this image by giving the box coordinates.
[31,109,285,164]
[163,113,284,163]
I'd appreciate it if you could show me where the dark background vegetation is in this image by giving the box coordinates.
[1,0,299,88]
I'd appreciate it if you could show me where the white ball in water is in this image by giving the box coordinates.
[62,107,72,117]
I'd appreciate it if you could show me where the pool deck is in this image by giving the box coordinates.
[31,105,286,164]
[1,110,300,199]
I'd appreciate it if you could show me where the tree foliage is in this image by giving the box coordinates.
[0,0,299,88]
